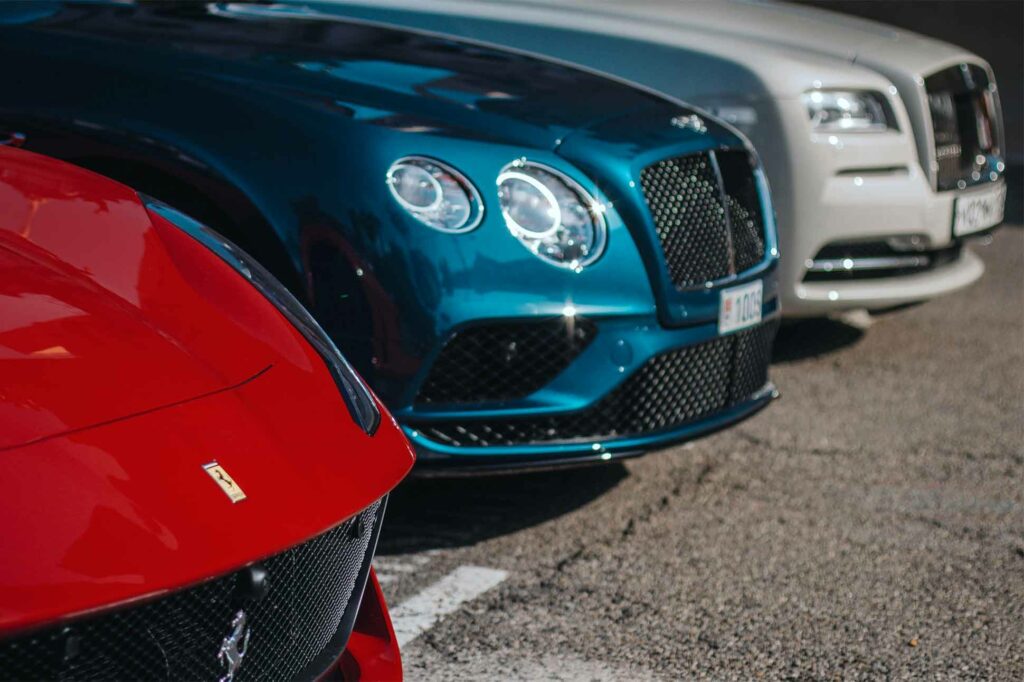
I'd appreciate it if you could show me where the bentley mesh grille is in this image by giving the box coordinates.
[412,319,778,447]
[717,150,767,273]
[0,500,382,682]
[416,318,598,405]
[639,150,766,289]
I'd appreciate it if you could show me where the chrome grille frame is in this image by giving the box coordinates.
[923,62,1004,192]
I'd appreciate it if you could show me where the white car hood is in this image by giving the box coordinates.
[527,0,985,74]
[320,0,896,98]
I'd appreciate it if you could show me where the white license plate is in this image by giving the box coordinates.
[719,280,763,335]
[954,183,1006,237]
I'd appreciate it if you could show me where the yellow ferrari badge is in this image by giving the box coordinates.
[202,462,247,503]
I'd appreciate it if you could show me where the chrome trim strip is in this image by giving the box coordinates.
[805,255,931,273]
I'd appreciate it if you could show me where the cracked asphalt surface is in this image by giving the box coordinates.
[376,215,1023,679]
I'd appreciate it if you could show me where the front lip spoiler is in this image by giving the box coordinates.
[409,382,779,477]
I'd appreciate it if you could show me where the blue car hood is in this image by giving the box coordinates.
[0,0,705,150]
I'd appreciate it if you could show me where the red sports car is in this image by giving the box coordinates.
[0,146,413,681]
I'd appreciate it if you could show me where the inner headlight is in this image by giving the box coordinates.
[386,156,483,233]
[144,198,381,435]
[802,90,894,133]
[496,161,607,269]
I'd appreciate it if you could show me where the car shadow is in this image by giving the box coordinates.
[376,463,629,555]
[772,317,866,363]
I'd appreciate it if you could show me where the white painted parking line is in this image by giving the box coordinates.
[374,550,443,584]
[389,566,509,647]
[375,561,420,573]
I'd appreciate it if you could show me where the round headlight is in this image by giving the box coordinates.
[386,156,483,233]
[496,161,606,269]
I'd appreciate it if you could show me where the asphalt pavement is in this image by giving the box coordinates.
[373,209,1023,679]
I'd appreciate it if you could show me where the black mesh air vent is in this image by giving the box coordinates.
[411,320,778,447]
[416,318,598,405]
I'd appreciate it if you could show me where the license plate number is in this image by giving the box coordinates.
[719,280,763,335]
[954,183,1006,237]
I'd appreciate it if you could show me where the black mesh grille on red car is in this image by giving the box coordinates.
[0,500,383,682]
[416,318,598,405]
[411,320,778,447]
[639,150,767,289]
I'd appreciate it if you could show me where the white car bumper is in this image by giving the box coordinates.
[793,248,984,315]
[761,98,1002,316]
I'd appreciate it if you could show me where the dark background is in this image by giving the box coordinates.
[797,0,1023,164]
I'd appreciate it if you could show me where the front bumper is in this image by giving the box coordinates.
[756,98,1003,317]
[783,165,997,315]
[410,381,777,475]
[794,246,984,315]
[399,302,781,470]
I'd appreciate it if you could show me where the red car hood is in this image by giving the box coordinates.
[0,148,268,450]
[0,147,413,635]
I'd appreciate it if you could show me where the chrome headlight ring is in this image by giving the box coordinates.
[386,156,483,233]
[496,160,607,270]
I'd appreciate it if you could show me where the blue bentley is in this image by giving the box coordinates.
[0,2,780,470]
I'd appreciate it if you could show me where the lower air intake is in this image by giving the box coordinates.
[412,320,778,447]
[416,318,598,405]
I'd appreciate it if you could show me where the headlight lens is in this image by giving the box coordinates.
[496,161,606,269]
[144,198,381,435]
[386,156,482,233]
[802,90,893,133]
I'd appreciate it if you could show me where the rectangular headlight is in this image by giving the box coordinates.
[803,90,895,133]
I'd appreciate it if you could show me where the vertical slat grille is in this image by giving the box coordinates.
[925,63,1000,191]
[639,151,766,289]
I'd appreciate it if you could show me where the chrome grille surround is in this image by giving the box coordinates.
[924,63,1003,191]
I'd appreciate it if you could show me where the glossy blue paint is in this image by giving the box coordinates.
[0,1,779,467]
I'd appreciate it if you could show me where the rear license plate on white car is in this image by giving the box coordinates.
[719,280,762,335]
[954,183,1006,237]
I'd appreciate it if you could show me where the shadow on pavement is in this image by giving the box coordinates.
[377,463,628,555]
[772,317,865,363]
